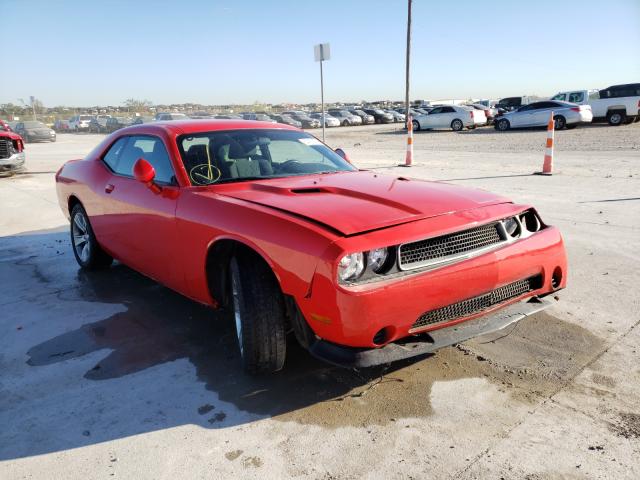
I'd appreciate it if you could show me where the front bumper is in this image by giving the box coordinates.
[308,296,552,368]
[296,210,567,349]
[0,152,26,172]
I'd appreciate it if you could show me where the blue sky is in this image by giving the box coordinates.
[2,0,639,106]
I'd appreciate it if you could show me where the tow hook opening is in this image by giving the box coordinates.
[551,267,563,290]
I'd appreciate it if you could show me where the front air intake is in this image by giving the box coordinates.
[410,275,542,331]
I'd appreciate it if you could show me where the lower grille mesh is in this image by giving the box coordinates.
[411,276,540,331]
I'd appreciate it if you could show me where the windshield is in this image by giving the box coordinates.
[178,129,356,186]
[24,121,46,128]
[79,115,92,121]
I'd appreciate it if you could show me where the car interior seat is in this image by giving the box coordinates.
[184,144,211,182]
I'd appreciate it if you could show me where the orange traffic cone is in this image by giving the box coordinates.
[400,115,413,167]
[535,111,554,175]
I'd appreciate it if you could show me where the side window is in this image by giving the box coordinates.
[442,107,455,113]
[568,92,584,103]
[429,107,442,114]
[103,137,128,171]
[106,136,175,184]
[588,90,600,100]
[551,93,566,101]
[518,105,534,112]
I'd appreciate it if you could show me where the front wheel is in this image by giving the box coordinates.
[496,119,510,131]
[412,120,420,131]
[70,204,113,269]
[229,254,287,374]
[451,119,464,131]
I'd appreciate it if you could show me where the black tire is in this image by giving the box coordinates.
[70,204,113,270]
[412,120,420,131]
[496,119,510,131]
[553,115,566,130]
[451,119,464,131]
[342,120,348,127]
[607,111,625,126]
[229,253,286,374]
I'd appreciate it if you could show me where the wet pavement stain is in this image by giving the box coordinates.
[22,237,604,429]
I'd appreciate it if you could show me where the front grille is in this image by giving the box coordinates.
[399,223,503,269]
[0,139,10,159]
[411,276,540,331]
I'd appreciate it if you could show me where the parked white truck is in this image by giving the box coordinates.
[551,83,640,126]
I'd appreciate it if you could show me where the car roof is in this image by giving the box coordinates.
[116,119,300,136]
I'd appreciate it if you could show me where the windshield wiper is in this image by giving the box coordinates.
[214,175,289,184]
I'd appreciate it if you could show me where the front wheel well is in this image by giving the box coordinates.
[205,239,279,309]
[68,195,81,214]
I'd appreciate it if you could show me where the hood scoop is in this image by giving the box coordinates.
[290,187,326,194]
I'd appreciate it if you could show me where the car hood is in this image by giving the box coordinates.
[0,131,23,141]
[212,171,511,236]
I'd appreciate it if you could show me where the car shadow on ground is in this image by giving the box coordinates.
[1,229,604,461]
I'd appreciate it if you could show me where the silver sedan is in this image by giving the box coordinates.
[494,101,593,131]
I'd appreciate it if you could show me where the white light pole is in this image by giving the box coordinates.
[314,43,330,142]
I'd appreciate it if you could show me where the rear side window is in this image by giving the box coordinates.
[102,135,175,184]
[442,107,455,113]
[568,92,584,103]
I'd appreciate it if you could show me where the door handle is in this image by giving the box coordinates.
[105,184,115,194]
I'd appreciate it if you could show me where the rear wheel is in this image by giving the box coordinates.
[553,115,566,130]
[229,253,287,374]
[451,119,464,131]
[607,111,625,126]
[70,204,113,269]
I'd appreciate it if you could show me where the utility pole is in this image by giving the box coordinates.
[320,59,325,142]
[30,96,37,120]
[404,0,412,129]
[314,43,330,142]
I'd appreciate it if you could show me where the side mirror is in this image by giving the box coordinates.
[133,158,161,194]
[335,148,351,163]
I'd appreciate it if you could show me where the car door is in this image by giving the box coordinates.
[511,104,536,127]
[420,107,442,128]
[439,106,457,127]
[95,134,183,291]
[529,102,556,126]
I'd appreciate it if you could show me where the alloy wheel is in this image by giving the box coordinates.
[72,211,91,263]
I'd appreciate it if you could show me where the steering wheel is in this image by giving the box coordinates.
[190,164,222,185]
[279,159,301,172]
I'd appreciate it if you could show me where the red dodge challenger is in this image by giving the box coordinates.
[55,120,567,374]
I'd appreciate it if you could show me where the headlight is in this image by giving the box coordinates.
[504,216,521,238]
[520,210,541,233]
[368,247,389,273]
[338,252,365,282]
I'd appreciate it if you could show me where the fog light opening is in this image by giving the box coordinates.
[551,267,563,290]
[373,327,394,346]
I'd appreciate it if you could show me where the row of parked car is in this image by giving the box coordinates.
[410,83,640,132]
